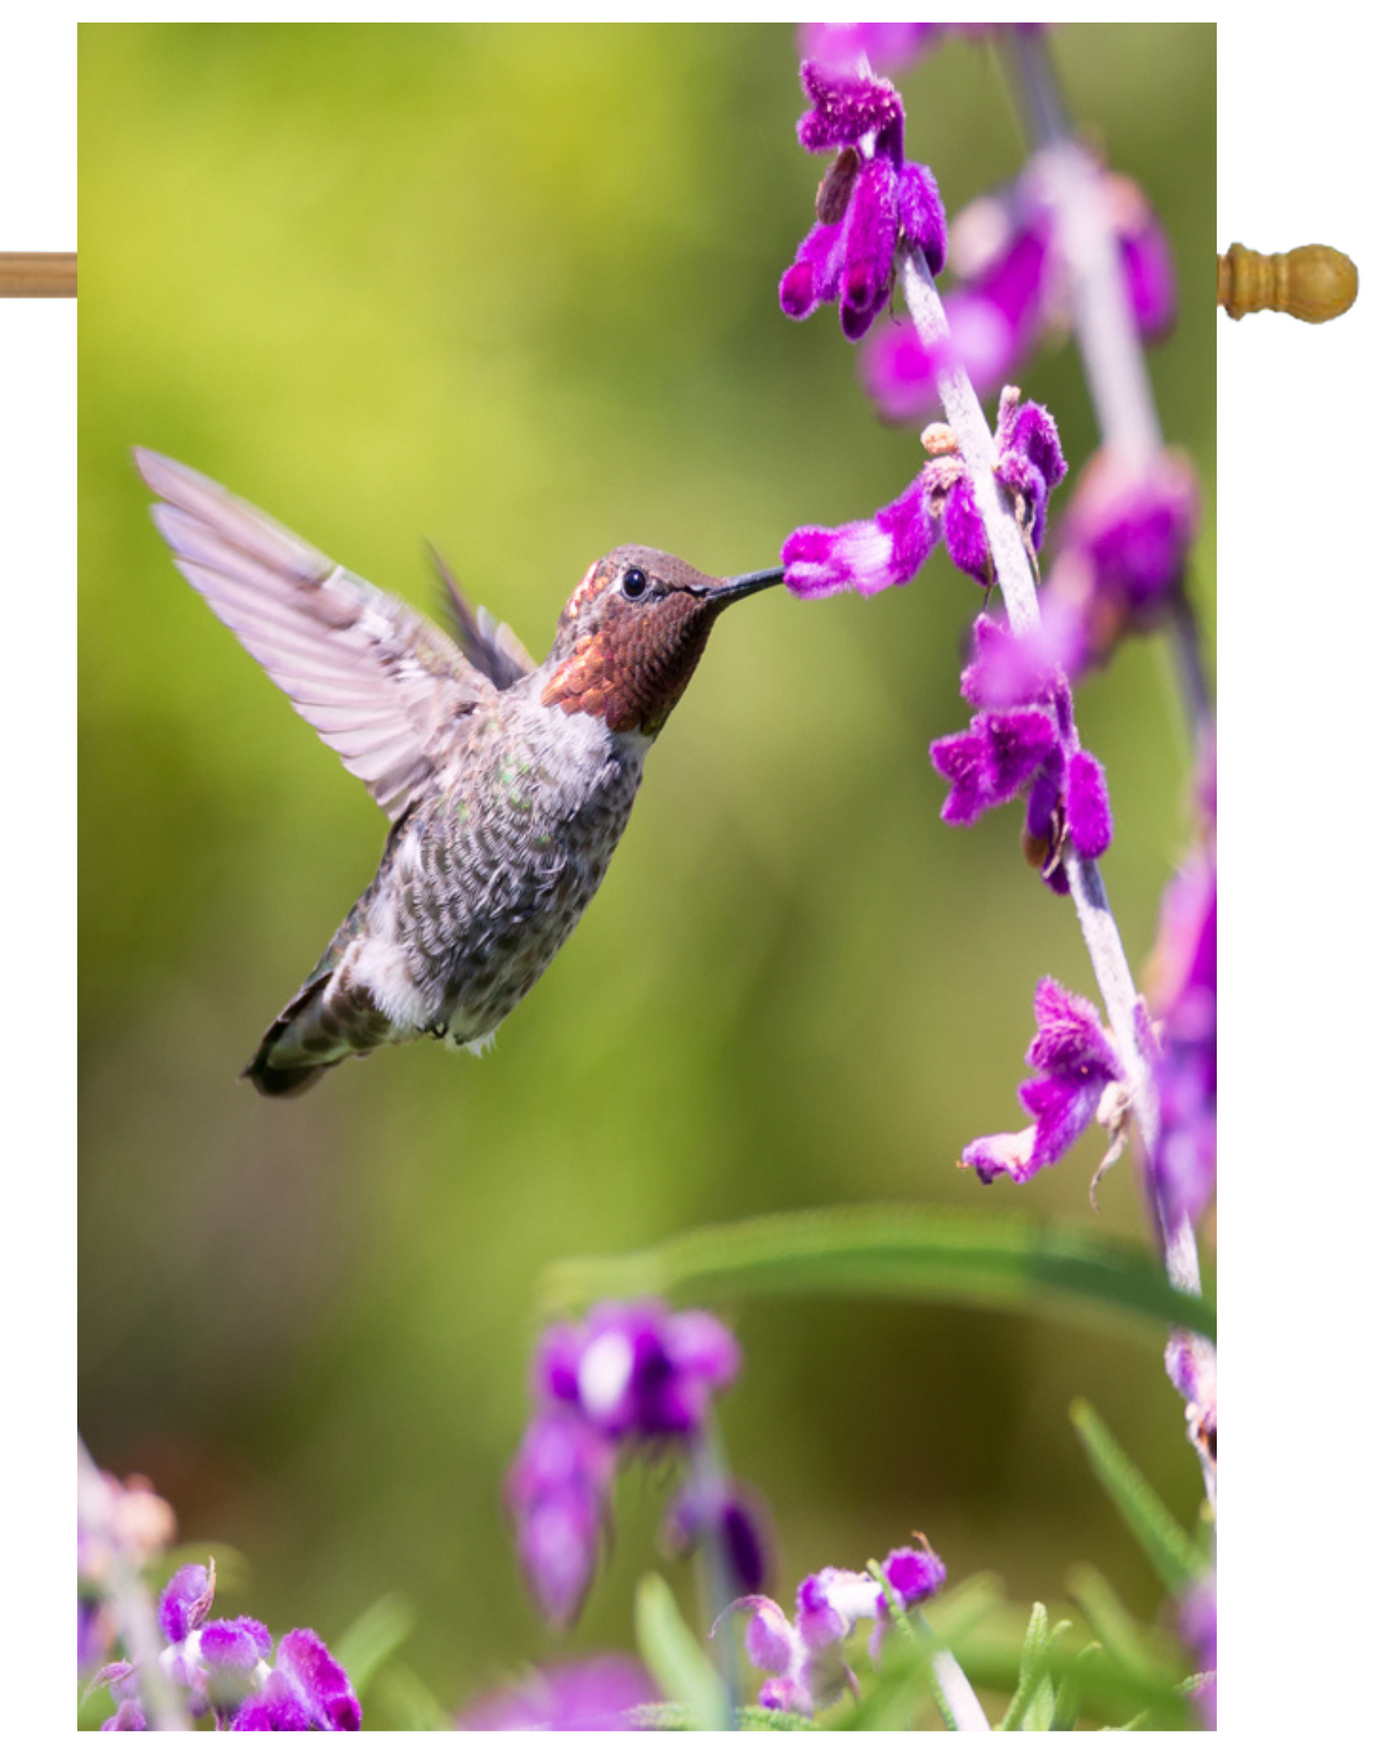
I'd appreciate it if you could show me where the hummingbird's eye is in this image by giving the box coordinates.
[621,567,648,600]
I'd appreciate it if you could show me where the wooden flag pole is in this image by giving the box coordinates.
[0,253,78,297]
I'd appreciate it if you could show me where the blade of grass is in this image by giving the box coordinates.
[1070,1400,1208,1593]
[635,1571,727,1731]
[333,1593,415,1692]
[542,1206,1214,1344]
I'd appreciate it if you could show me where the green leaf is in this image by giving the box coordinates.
[997,1604,1067,1731]
[1069,1401,1209,1593]
[733,1703,820,1730]
[541,1206,1214,1343]
[940,1597,1190,1730]
[1049,1643,1100,1731]
[1065,1563,1189,1729]
[332,1593,415,1691]
[635,1572,728,1731]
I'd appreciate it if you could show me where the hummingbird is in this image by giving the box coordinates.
[135,449,783,1096]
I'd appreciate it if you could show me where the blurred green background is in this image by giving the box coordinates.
[79,23,1215,1721]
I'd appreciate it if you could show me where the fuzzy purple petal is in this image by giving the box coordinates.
[931,703,1061,826]
[1064,749,1113,858]
[738,1596,800,1675]
[779,220,844,319]
[929,726,993,824]
[883,1545,945,1608]
[797,63,905,156]
[868,1544,946,1660]
[783,475,935,599]
[998,390,1066,493]
[158,1563,216,1646]
[836,158,899,339]
[1017,1069,1106,1168]
[942,476,991,580]
[982,708,1061,801]
[994,391,1066,549]
[201,1616,273,1672]
[269,1629,361,1731]
[231,1689,308,1731]
[964,981,1123,1185]
[995,449,1050,549]
[895,162,948,274]
[961,1125,1039,1185]
[1027,978,1122,1081]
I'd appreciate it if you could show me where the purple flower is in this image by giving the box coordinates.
[961,979,1125,1185]
[97,1558,358,1731]
[506,1410,615,1627]
[156,1563,274,1721]
[725,1543,945,1717]
[782,388,1064,601]
[923,386,1067,583]
[462,1655,658,1731]
[509,1301,758,1627]
[1041,450,1200,677]
[862,166,1175,417]
[780,62,947,342]
[931,614,1112,891]
[538,1300,740,1441]
[783,475,937,599]
[664,1475,771,1593]
[230,1629,361,1732]
[157,1561,217,1647]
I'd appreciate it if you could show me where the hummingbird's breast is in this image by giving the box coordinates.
[357,694,647,1045]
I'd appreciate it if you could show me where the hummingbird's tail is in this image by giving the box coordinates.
[243,973,342,1096]
[243,962,394,1096]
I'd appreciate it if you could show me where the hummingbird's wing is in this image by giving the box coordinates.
[136,449,493,825]
[428,543,536,688]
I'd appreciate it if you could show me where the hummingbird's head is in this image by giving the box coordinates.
[539,546,782,737]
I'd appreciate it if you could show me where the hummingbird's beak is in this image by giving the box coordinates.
[713,565,786,602]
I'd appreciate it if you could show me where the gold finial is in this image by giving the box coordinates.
[1217,243,1357,324]
[0,252,77,298]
